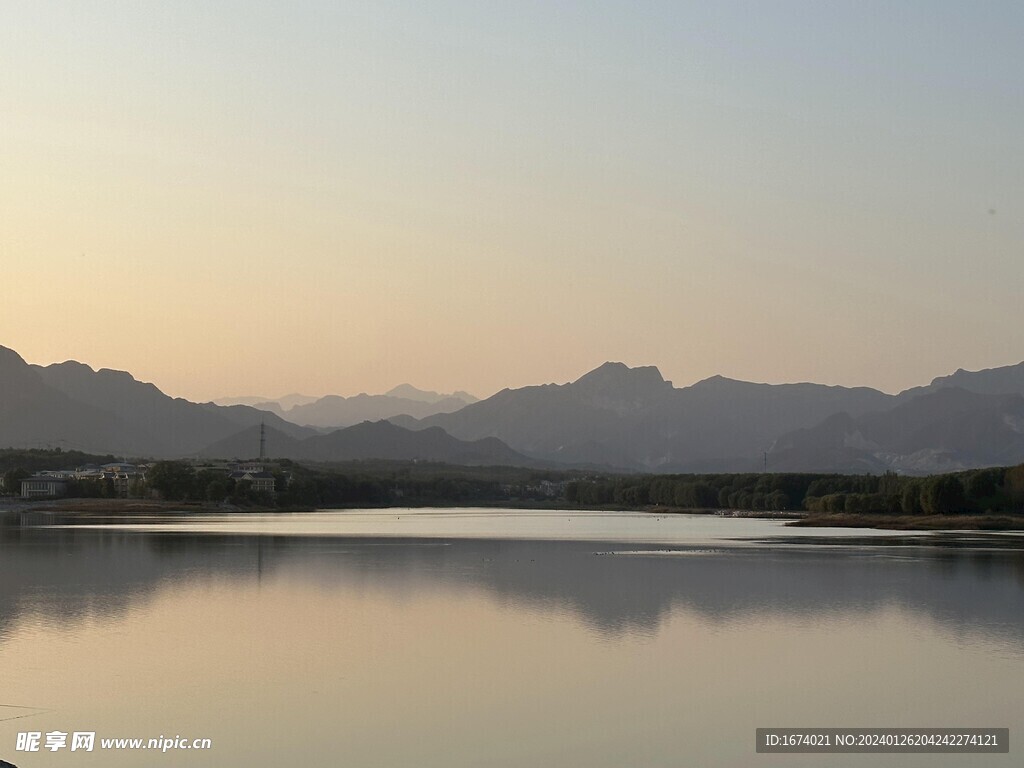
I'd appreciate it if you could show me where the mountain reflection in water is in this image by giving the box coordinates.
[1,511,1022,768]
[2,516,1023,646]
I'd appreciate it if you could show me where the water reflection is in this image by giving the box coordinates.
[2,513,1023,768]
[2,520,1023,647]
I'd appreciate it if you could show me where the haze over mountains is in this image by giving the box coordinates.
[390,361,1024,473]
[215,393,320,410]
[768,388,1024,474]
[3,342,1024,474]
[0,346,317,457]
[214,385,479,428]
[0,345,514,465]
[200,421,535,467]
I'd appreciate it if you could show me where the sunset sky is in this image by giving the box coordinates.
[2,1,1021,402]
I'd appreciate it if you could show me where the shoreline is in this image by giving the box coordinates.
[0,498,315,517]
[3,498,1022,532]
[789,512,1024,531]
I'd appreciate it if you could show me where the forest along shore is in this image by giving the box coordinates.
[790,512,1024,531]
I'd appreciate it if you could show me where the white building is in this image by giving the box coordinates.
[21,476,69,499]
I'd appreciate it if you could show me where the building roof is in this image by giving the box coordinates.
[229,471,275,480]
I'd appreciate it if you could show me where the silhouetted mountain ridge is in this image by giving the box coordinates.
[0,347,149,455]
[200,420,537,466]
[767,388,1024,473]
[5,343,1024,472]
[384,384,479,404]
[898,360,1024,401]
[280,392,474,429]
[399,363,896,471]
[0,346,317,457]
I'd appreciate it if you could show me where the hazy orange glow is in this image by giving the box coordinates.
[2,2,1020,400]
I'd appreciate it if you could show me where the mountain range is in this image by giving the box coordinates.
[199,421,534,466]
[391,362,894,471]
[214,393,320,410]
[0,347,317,457]
[0,345,517,465]
[390,360,1024,473]
[767,388,1024,474]
[3,342,1024,474]
[214,385,478,428]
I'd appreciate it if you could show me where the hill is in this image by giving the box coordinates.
[767,388,1024,474]
[200,420,537,466]
[399,362,894,471]
[0,345,316,457]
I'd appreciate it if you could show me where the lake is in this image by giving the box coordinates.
[1,508,1022,766]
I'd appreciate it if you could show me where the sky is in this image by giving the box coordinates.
[1,1,1021,402]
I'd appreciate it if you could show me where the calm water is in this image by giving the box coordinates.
[1,508,1022,767]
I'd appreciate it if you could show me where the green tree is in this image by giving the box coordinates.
[148,461,197,501]
[965,468,1004,507]
[878,470,901,496]
[1003,464,1024,507]
[3,467,30,496]
[900,481,922,515]
[565,482,580,504]
[921,475,966,515]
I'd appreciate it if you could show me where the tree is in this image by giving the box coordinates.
[900,481,922,515]
[3,467,30,496]
[1004,464,1024,507]
[147,461,197,501]
[921,475,966,515]
[966,468,1003,503]
[565,482,580,504]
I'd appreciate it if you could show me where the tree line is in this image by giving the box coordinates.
[143,459,570,507]
[565,465,1024,515]
[4,447,1023,516]
[1,448,119,496]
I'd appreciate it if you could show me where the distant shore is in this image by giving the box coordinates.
[790,512,1024,531]
[3,498,1022,532]
[0,498,291,516]
[645,507,1024,530]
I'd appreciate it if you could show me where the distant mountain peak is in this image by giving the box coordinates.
[212,393,319,410]
[568,362,674,416]
[386,383,436,400]
[50,359,93,371]
[384,384,478,404]
[573,362,671,390]
[0,344,28,368]
[691,374,740,387]
[0,345,39,386]
[922,360,1024,396]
